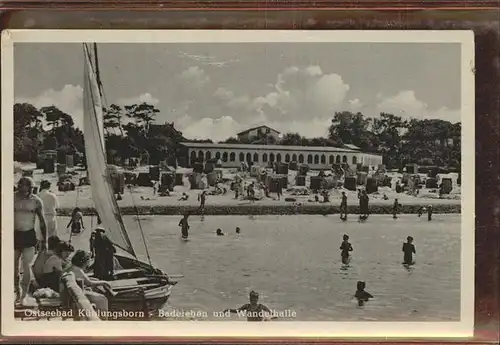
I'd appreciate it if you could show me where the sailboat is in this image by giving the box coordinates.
[82,43,175,316]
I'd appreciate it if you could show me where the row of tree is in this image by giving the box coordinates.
[14,102,461,170]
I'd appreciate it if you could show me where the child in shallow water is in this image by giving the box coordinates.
[355,281,373,306]
[67,207,84,235]
[216,228,225,236]
[402,236,416,265]
[339,234,353,265]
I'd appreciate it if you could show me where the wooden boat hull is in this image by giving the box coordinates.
[107,284,171,317]
[88,252,176,319]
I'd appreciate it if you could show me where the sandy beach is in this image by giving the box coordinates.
[17,164,461,216]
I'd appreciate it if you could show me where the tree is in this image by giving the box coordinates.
[14,103,44,162]
[40,105,67,133]
[221,137,240,144]
[103,104,124,136]
[328,111,372,148]
[124,102,160,131]
[14,103,43,135]
[279,133,303,146]
[402,118,460,169]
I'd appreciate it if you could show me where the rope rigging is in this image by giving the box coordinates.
[128,185,153,267]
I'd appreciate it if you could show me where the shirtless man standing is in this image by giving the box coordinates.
[14,177,47,305]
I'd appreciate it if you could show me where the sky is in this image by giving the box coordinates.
[14,42,461,142]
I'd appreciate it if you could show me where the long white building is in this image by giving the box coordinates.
[181,142,383,170]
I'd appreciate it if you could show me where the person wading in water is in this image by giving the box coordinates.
[67,207,85,235]
[392,198,400,219]
[14,177,47,305]
[355,281,373,306]
[340,234,354,265]
[198,191,207,214]
[402,236,416,265]
[93,227,116,280]
[224,291,274,321]
[340,191,348,221]
[179,213,190,240]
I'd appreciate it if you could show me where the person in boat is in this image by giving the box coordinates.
[340,234,353,265]
[392,198,400,219]
[340,191,348,220]
[93,227,116,280]
[67,207,85,235]
[355,281,373,306]
[402,236,416,265]
[236,227,241,234]
[39,241,75,292]
[38,180,59,238]
[32,235,61,285]
[224,291,273,321]
[68,250,111,317]
[179,213,190,239]
[14,177,47,305]
[216,228,225,236]
[90,231,96,258]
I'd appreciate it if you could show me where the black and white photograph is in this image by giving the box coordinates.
[1,30,474,337]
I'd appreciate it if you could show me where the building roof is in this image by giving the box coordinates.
[344,144,361,151]
[181,142,381,155]
[236,125,280,136]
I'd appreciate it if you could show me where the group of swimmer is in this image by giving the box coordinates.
[340,233,417,306]
[178,213,242,239]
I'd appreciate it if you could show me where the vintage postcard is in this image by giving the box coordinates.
[1,30,474,338]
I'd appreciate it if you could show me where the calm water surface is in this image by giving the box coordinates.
[62,214,461,321]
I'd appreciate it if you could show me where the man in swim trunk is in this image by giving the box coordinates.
[14,177,47,304]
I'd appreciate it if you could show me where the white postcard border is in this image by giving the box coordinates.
[1,29,475,338]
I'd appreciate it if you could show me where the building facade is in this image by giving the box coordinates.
[236,125,281,142]
[181,142,383,170]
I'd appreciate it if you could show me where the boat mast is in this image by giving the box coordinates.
[92,43,154,268]
[94,43,104,100]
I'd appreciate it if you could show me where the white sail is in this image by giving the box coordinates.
[82,43,136,257]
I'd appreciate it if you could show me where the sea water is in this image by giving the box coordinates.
[62,214,461,321]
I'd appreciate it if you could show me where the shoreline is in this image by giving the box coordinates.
[56,203,461,216]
